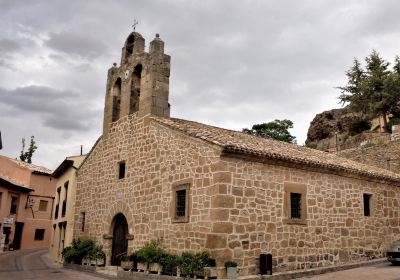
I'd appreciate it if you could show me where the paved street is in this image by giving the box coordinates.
[1,249,399,280]
[298,262,400,280]
[0,248,111,280]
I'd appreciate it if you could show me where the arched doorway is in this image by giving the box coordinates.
[111,213,128,265]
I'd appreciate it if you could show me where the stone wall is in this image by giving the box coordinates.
[215,156,400,275]
[74,114,222,267]
[74,115,400,278]
[338,141,400,173]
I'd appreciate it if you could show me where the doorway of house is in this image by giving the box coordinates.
[13,222,24,250]
[111,213,128,266]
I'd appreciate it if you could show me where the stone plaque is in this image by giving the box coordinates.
[116,191,124,199]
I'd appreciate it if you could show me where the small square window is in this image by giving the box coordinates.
[118,161,126,179]
[363,193,372,216]
[39,200,48,211]
[172,183,190,223]
[34,229,45,240]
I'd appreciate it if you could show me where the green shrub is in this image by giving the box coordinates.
[136,239,165,265]
[225,260,238,268]
[349,118,371,136]
[178,251,209,276]
[160,252,179,275]
[120,255,130,261]
[62,238,99,264]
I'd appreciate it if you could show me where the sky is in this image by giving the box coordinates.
[1,0,400,170]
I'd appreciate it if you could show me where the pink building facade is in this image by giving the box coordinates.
[0,155,55,250]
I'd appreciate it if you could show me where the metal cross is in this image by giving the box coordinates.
[132,19,139,32]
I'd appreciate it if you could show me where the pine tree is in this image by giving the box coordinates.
[338,51,400,132]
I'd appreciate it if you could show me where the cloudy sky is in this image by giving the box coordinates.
[1,0,400,170]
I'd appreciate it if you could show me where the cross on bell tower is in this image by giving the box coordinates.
[132,19,139,32]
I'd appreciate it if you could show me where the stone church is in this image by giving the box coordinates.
[73,31,400,278]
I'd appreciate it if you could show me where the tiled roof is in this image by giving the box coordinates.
[151,117,400,184]
[0,174,33,192]
[8,158,52,175]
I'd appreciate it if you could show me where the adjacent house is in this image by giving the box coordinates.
[49,154,86,262]
[0,155,55,251]
[73,32,400,278]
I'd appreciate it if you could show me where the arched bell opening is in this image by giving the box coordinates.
[112,78,122,122]
[130,64,142,114]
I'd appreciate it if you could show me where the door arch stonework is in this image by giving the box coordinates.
[104,201,134,265]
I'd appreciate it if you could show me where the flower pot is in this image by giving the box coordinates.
[120,261,133,271]
[227,267,237,280]
[137,262,148,272]
[149,263,162,274]
[204,267,217,279]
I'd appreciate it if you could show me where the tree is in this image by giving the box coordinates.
[243,119,296,143]
[19,136,37,163]
[338,50,400,132]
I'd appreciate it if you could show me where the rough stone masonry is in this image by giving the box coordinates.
[73,31,400,279]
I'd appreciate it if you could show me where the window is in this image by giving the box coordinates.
[81,212,86,232]
[10,196,18,214]
[363,193,373,216]
[34,229,45,240]
[176,190,186,217]
[39,200,48,211]
[64,181,69,200]
[290,193,302,219]
[118,161,126,179]
[172,183,190,223]
[284,182,307,224]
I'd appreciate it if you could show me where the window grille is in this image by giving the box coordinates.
[176,189,186,217]
[290,193,302,219]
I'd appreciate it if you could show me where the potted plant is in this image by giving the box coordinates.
[136,239,164,274]
[160,252,179,276]
[89,245,105,267]
[120,255,132,271]
[178,251,209,279]
[204,258,217,279]
[225,261,238,280]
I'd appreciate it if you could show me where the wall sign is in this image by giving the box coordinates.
[3,217,13,225]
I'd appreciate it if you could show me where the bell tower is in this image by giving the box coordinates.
[103,32,171,135]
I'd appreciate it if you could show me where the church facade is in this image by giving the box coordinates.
[73,32,400,278]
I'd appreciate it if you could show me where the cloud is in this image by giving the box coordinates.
[0,85,100,131]
[1,0,400,169]
[45,30,109,59]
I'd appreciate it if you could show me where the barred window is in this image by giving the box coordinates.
[290,193,302,219]
[176,190,186,217]
[284,182,307,225]
[172,183,190,223]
